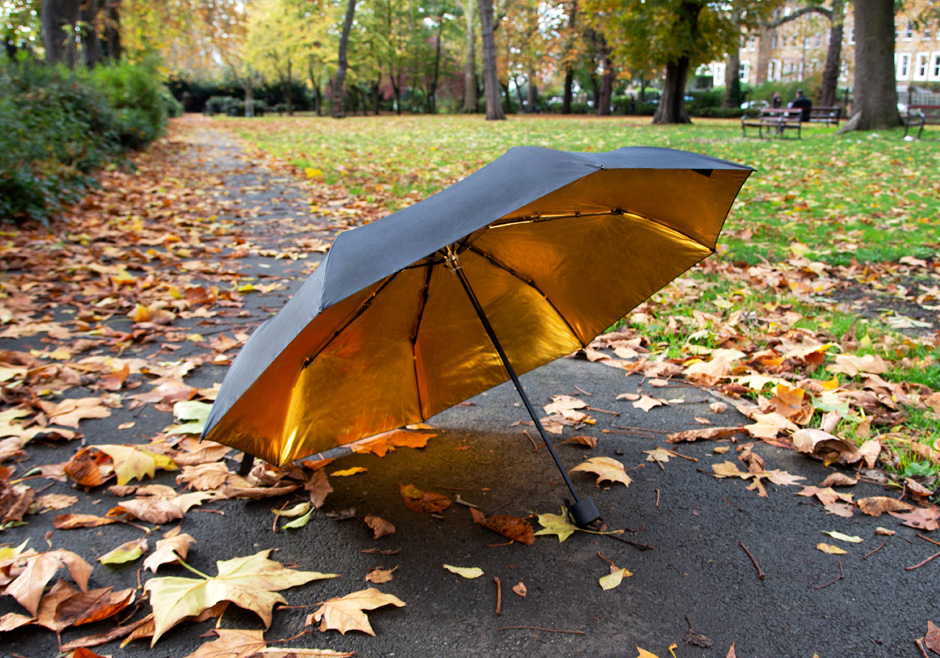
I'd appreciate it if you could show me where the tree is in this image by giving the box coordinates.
[41,0,79,66]
[333,0,358,118]
[586,0,779,124]
[841,0,900,130]
[477,0,504,119]
[459,0,477,112]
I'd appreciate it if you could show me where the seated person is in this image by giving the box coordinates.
[789,89,812,121]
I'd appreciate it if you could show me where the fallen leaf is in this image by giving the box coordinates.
[644,448,673,464]
[54,514,119,530]
[561,435,598,449]
[570,456,632,488]
[99,539,148,565]
[38,397,111,428]
[636,647,659,658]
[816,543,848,555]
[308,587,405,636]
[599,565,633,590]
[364,515,395,539]
[821,531,863,543]
[349,429,435,457]
[143,531,196,573]
[791,429,858,465]
[114,486,216,524]
[365,567,397,584]
[925,621,940,655]
[443,564,484,579]
[512,582,527,597]
[36,494,79,511]
[633,395,666,412]
[856,496,914,517]
[534,510,578,543]
[283,510,314,529]
[470,508,535,545]
[667,427,742,443]
[819,473,858,488]
[889,506,940,531]
[4,549,92,615]
[875,527,896,536]
[179,628,266,658]
[331,467,367,477]
[399,483,451,513]
[144,549,338,645]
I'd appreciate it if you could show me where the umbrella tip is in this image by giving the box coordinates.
[565,497,602,529]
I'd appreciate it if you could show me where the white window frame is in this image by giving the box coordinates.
[739,60,751,84]
[897,52,912,80]
[905,22,914,40]
[929,52,940,81]
[849,27,855,44]
[914,52,930,81]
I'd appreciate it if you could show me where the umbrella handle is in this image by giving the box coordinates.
[449,253,602,529]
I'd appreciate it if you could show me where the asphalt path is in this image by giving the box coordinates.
[2,120,937,658]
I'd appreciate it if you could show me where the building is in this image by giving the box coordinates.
[702,0,939,97]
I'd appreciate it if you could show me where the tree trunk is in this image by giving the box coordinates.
[501,81,512,114]
[41,0,80,66]
[333,0,358,119]
[653,57,692,124]
[527,67,539,113]
[514,75,526,111]
[103,0,121,61]
[477,0,505,120]
[722,51,740,108]
[284,58,294,116]
[245,84,255,118]
[80,1,103,67]
[820,0,844,107]
[597,39,613,116]
[461,0,477,112]
[428,12,444,114]
[561,0,578,114]
[843,0,900,130]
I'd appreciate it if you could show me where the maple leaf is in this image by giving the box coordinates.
[399,483,451,513]
[181,628,266,658]
[365,567,396,584]
[570,456,632,488]
[166,400,213,435]
[4,549,92,615]
[38,397,111,428]
[535,509,579,543]
[470,508,535,545]
[364,514,396,539]
[543,394,588,415]
[743,412,798,440]
[633,395,666,412]
[144,549,338,645]
[54,514,120,530]
[926,621,940,656]
[143,530,196,573]
[561,435,598,448]
[856,496,914,517]
[349,428,435,457]
[791,429,859,465]
[308,587,405,636]
[889,505,940,531]
[96,445,179,486]
[177,462,231,490]
[113,485,217,524]
[667,426,742,443]
[38,582,136,632]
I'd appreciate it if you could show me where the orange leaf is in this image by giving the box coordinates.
[399,483,451,513]
[470,508,535,545]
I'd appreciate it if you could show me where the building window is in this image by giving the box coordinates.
[814,32,821,48]
[748,36,756,52]
[782,34,788,48]
[739,61,751,84]
[914,53,929,81]
[922,28,931,41]
[905,22,914,40]
[772,34,778,49]
[849,27,855,44]
[897,52,912,79]
[930,52,940,81]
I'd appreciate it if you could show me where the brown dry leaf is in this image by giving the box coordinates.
[470,508,535,545]
[926,621,940,656]
[633,395,666,412]
[4,549,92,615]
[36,493,79,511]
[143,531,196,573]
[570,456,632,488]
[365,567,397,584]
[889,506,940,531]
[0,480,33,523]
[222,475,300,500]
[645,448,674,465]
[744,413,799,440]
[543,395,588,415]
[667,427,742,443]
[819,473,858,488]
[179,628,266,658]
[767,384,813,425]
[177,462,231,491]
[399,483,451,513]
[63,448,113,488]
[791,429,859,464]
[513,582,527,597]
[709,401,728,414]
[856,496,914,517]
[54,514,120,530]
[561,435,598,449]
[304,469,333,509]
[0,611,34,632]
[38,397,111,428]
[827,354,889,377]
[364,515,396,539]
[43,585,136,631]
[113,485,216,524]
[308,587,406,636]
[349,429,435,457]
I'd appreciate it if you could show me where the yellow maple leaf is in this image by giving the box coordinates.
[570,457,632,488]
[308,587,406,636]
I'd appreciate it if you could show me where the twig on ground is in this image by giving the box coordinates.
[917,533,940,548]
[496,626,585,635]
[602,429,657,439]
[723,497,745,513]
[587,406,620,416]
[522,429,540,451]
[617,425,669,434]
[486,500,512,516]
[739,541,765,580]
[813,561,845,590]
[605,533,652,550]
[574,385,592,396]
[863,538,888,560]
[655,488,660,508]
[905,550,940,571]
[493,577,501,616]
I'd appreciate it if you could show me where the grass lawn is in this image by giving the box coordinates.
[223,114,940,484]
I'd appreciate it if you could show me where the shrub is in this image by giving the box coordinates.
[90,60,169,147]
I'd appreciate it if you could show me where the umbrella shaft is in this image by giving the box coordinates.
[451,261,582,503]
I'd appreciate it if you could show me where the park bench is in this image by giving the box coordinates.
[808,106,841,125]
[741,108,802,139]
[904,105,940,139]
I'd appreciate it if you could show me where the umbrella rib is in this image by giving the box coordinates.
[300,272,400,370]
[465,245,587,349]
[410,262,434,418]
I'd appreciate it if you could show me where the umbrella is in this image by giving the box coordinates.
[203,146,753,527]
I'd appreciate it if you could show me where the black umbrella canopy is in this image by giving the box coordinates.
[203,146,753,467]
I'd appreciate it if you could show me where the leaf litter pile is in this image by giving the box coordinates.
[1,115,939,657]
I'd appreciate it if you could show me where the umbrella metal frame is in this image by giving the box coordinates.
[446,249,602,529]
